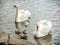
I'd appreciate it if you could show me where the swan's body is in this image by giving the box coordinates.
[16,9,31,22]
[13,5,31,22]
[13,5,31,28]
[34,20,52,38]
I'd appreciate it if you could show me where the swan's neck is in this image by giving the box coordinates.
[15,6,18,22]
[36,26,38,32]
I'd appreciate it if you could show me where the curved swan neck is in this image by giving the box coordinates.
[15,6,18,22]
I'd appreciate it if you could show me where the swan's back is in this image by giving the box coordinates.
[17,10,31,22]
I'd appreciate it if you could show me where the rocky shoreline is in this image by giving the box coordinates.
[0,32,34,45]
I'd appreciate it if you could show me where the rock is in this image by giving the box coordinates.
[52,44,55,45]
[15,30,28,40]
[20,30,27,40]
[15,30,21,35]
[9,37,33,45]
[0,32,33,45]
[0,32,9,44]
[23,30,27,35]
[20,34,27,40]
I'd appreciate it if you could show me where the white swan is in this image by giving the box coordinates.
[13,5,31,22]
[34,20,52,38]
[13,5,31,28]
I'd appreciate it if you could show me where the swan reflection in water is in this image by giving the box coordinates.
[34,34,52,45]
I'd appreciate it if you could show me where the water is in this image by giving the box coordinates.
[0,0,60,45]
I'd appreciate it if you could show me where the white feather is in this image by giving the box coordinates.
[34,20,52,38]
[16,9,31,22]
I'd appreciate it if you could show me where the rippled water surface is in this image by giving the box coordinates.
[0,0,60,45]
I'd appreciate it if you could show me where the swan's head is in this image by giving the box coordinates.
[13,5,17,8]
[13,4,19,8]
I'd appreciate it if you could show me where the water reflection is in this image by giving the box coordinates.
[15,21,28,30]
[34,34,52,45]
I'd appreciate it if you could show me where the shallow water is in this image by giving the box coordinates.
[0,0,60,45]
